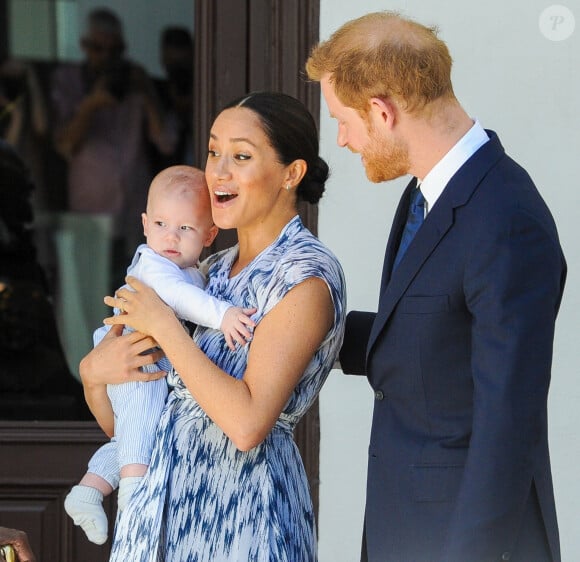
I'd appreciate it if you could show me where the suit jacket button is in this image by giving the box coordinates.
[375,390,384,400]
[501,553,511,561]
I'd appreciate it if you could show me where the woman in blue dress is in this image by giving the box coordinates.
[79,91,346,561]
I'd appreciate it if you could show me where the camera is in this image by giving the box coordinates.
[103,59,132,100]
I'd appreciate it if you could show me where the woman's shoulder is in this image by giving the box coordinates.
[283,221,342,271]
[255,219,346,322]
[271,220,345,295]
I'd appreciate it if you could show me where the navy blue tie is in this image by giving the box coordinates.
[393,187,425,270]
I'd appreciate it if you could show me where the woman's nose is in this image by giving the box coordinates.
[211,155,231,179]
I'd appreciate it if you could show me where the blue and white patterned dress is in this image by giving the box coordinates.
[109,216,346,562]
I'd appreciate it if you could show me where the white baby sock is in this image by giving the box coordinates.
[117,476,143,512]
[64,485,108,545]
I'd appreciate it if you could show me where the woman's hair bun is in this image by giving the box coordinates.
[297,156,329,204]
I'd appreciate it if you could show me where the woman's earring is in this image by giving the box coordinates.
[285,184,291,191]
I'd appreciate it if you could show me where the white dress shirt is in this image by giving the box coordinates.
[419,120,489,215]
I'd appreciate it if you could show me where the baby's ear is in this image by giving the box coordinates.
[204,224,219,247]
[141,212,149,237]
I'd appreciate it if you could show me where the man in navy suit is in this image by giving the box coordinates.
[307,11,566,562]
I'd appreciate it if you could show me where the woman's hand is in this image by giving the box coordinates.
[81,323,166,388]
[79,322,166,436]
[104,276,178,341]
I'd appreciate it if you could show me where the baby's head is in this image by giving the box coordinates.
[142,165,218,268]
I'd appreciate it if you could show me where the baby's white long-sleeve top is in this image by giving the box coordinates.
[128,243,231,329]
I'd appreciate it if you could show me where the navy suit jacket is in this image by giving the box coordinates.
[340,132,566,562]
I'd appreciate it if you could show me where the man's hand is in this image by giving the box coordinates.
[0,527,36,562]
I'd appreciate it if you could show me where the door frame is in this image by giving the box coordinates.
[192,0,323,517]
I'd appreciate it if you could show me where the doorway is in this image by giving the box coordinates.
[0,2,324,559]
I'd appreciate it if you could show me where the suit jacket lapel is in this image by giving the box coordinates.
[366,131,506,361]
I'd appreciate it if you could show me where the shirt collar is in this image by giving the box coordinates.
[419,120,489,213]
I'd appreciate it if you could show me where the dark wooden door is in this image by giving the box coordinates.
[0,422,115,562]
[0,3,322,560]
[193,0,323,517]
[194,0,321,241]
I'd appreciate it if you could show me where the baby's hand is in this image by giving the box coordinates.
[221,306,257,351]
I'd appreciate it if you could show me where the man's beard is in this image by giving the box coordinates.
[361,127,410,183]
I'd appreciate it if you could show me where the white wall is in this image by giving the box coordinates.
[317,2,580,561]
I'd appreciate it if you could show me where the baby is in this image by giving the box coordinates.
[64,165,255,544]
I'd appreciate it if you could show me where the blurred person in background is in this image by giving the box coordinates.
[50,7,175,286]
[0,57,48,211]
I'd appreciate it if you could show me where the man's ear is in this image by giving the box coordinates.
[369,97,398,129]
[204,224,219,247]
